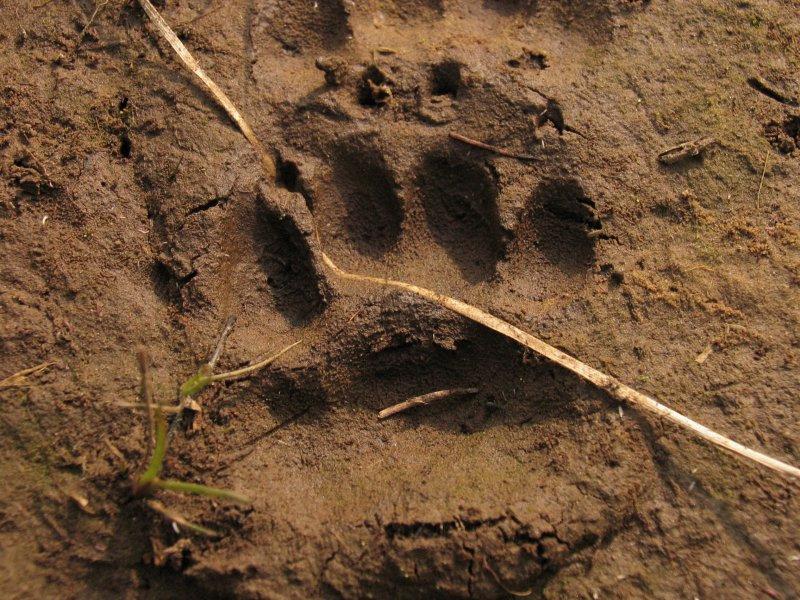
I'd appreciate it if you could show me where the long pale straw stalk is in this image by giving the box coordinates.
[137,0,275,179]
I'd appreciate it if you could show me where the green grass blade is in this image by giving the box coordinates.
[147,499,220,537]
[153,478,251,504]
[138,409,168,487]
[179,371,212,398]
[173,518,219,537]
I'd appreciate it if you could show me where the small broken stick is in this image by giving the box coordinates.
[0,362,51,388]
[449,132,537,161]
[208,315,237,369]
[111,401,181,414]
[379,388,479,419]
[658,137,716,165]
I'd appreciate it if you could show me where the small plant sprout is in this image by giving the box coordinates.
[131,348,251,504]
[171,317,301,435]
[127,326,302,534]
[175,316,301,418]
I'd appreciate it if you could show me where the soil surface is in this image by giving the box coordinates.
[2,1,799,598]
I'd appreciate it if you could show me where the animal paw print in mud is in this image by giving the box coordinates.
[135,2,649,595]
[221,69,609,327]
[221,0,645,327]
[268,84,608,316]
[269,141,606,311]
[141,0,641,336]
[236,82,618,591]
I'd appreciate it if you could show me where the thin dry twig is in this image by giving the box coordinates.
[756,149,769,209]
[110,401,181,414]
[379,388,479,419]
[102,436,127,467]
[658,137,716,165]
[76,0,110,46]
[0,362,51,389]
[208,315,237,369]
[175,3,224,31]
[136,0,276,179]
[320,252,800,479]
[449,132,537,161]
[695,344,713,365]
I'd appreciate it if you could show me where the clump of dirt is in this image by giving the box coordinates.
[1,1,799,599]
[357,64,395,106]
[765,114,800,154]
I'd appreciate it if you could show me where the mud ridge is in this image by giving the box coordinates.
[253,184,331,324]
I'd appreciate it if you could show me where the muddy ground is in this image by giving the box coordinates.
[1,0,799,598]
